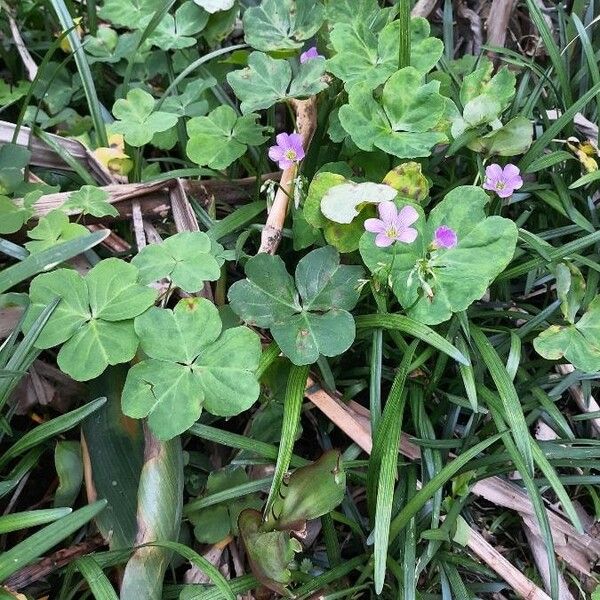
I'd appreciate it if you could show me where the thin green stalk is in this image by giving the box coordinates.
[397,0,411,69]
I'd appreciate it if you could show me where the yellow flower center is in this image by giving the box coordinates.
[285,149,297,161]
[495,181,506,190]
[385,227,398,239]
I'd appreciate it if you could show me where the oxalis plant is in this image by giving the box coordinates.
[2,0,600,599]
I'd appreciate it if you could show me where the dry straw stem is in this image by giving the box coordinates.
[6,12,38,81]
[304,379,600,589]
[411,0,438,18]
[258,97,317,255]
[486,0,518,50]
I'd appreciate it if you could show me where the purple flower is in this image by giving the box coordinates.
[364,201,419,248]
[300,46,322,63]
[433,225,457,249]
[268,132,305,170]
[483,163,523,199]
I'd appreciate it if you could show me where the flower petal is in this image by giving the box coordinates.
[485,163,503,181]
[434,225,457,249]
[495,186,513,199]
[375,233,394,247]
[275,132,291,148]
[268,145,284,162]
[364,218,386,233]
[396,227,418,244]
[377,201,398,224]
[396,205,419,228]
[502,163,521,179]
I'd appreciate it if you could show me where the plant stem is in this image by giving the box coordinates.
[398,0,411,69]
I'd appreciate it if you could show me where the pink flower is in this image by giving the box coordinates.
[364,201,419,248]
[268,132,305,170]
[483,163,523,199]
[433,225,457,249]
[300,46,322,63]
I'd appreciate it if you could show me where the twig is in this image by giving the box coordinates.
[411,0,439,18]
[258,97,317,255]
[7,13,38,81]
[486,0,518,52]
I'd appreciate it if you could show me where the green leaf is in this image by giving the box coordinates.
[53,441,83,507]
[534,295,600,373]
[122,298,261,440]
[112,89,178,147]
[228,247,364,364]
[186,106,269,169]
[226,51,327,114]
[273,451,346,530]
[0,80,29,106]
[0,196,33,235]
[75,556,119,600]
[555,262,586,324]
[162,78,215,118]
[467,116,533,157]
[99,0,163,28]
[24,259,156,381]
[0,507,72,534]
[382,162,430,202]
[238,509,302,596]
[243,0,324,52]
[0,500,107,582]
[327,17,443,90]
[132,232,222,292]
[360,187,517,324]
[62,185,119,218]
[149,1,209,50]
[25,210,88,254]
[338,68,447,159]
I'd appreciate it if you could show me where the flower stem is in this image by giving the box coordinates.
[398,0,411,69]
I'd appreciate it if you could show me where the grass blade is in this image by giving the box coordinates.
[0,507,72,534]
[75,556,119,600]
[0,500,107,582]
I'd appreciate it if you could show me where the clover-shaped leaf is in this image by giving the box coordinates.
[112,89,178,147]
[359,186,518,325]
[0,144,31,196]
[98,0,162,28]
[327,17,443,91]
[131,232,224,292]
[186,106,269,169]
[338,67,447,159]
[63,185,119,218]
[0,80,29,107]
[162,78,215,117]
[534,296,600,373]
[243,0,324,52]
[226,51,327,114]
[148,1,209,50]
[25,210,88,254]
[228,246,364,365]
[24,259,157,381]
[467,116,533,157]
[122,298,261,440]
[0,194,37,234]
[382,162,430,202]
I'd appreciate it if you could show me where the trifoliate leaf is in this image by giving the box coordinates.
[122,298,262,440]
[226,51,327,114]
[25,210,88,254]
[359,186,518,325]
[0,144,31,195]
[162,78,215,117]
[148,1,209,50]
[534,296,600,373]
[228,246,364,364]
[131,231,223,292]
[63,185,119,218]
[327,17,443,91]
[243,0,324,52]
[186,106,269,169]
[98,0,163,28]
[338,68,447,159]
[24,259,157,381]
[112,89,178,147]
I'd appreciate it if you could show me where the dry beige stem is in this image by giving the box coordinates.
[257,97,317,255]
[557,363,600,437]
[487,0,518,50]
[411,0,438,18]
[7,13,38,81]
